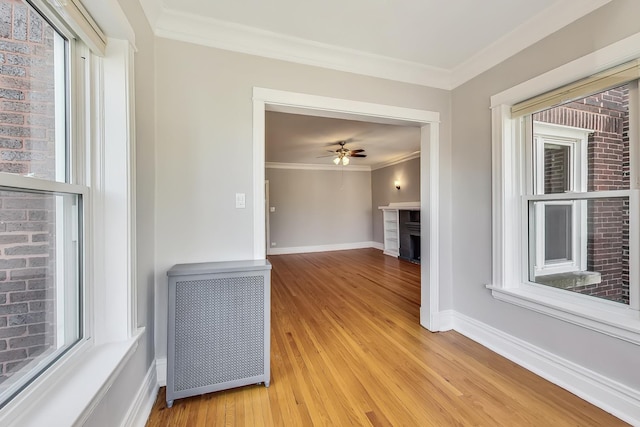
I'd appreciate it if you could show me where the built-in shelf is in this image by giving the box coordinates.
[378,202,420,259]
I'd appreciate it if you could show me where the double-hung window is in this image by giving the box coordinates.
[0,0,88,408]
[490,54,640,342]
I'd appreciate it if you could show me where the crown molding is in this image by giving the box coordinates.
[266,162,370,172]
[450,0,612,88]
[143,0,610,90]
[371,152,420,171]
[152,8,452,89]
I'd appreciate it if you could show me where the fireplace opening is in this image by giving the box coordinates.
[410,234,421,263]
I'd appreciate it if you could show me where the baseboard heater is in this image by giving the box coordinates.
[166,260,272,408]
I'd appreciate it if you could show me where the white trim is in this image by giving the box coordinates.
[450,0,611,88]
[370,151,421,171]
[36,0,107,55]
[452,311,640,426]
[253,87,441,331]
[488,285,640,345]
[4,334,140,426]
[252,97,266,260]
[156,358,167,387]
[422,123,440,331]
[491,31,640,108]
[438,309,455,332]
[266,162,370,172]
[121,361,159,427]
[79,0,136,47]
[254,88,440,124]
[267,241,380,255]
[370,241,384,251]
[141,1,609,89]
[98,39,136,342]
[153,9,451,89]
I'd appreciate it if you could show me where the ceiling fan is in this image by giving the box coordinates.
[325,140,367,165]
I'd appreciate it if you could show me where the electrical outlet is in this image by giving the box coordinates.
[269,206,276,212]
[271,242,276,247]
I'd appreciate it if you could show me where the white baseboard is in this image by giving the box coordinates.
[122,361,159,427]
[156,357,167,387]
[451,311,640,426]
[268,241,380,255]
[371,241,384,250]
[437,309,455,331]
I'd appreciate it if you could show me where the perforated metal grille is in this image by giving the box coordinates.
[174,275,265,392]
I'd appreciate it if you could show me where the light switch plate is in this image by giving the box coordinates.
[235,193,246,208]
[269,206,275,212]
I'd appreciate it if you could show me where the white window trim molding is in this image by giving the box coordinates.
[489,31,640,345]
[252,88,444,331]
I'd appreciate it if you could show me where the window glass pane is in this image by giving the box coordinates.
[544,204,572,261]
[530,197,629,305]
[0,0,68,182]
[0,189,80,407]
[543,144,570,194]
[533,84,630,193]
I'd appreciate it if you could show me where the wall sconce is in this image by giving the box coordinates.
[394,180,401,190]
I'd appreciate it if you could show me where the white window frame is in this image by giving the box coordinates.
[0,0,139,424]
[488,32,640,346]
[531,122,590,276]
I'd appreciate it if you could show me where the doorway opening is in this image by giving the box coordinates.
[252,88,441,331]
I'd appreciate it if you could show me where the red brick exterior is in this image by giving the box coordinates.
[534,85,630,304]
[0,0,58,384]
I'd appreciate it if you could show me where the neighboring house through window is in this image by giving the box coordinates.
[532,122,589,278]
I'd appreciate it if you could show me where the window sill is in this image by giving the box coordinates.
[1,329,143,427]
[487,284,640,345]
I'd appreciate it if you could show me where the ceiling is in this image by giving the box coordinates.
[265,112,420,168]
[135,0,611,168]
[138,0,610,88]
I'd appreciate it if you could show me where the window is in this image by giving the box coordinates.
[532,122,589,276]
[527,92,631,304]
[490,53,640,343]
[0,0,87,408]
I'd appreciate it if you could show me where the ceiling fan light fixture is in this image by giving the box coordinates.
[342,156,349,165]
[333,157,340,165]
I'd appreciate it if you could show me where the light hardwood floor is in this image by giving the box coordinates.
[146,248,626,426]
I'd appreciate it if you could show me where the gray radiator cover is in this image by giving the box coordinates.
[166,260,271,407]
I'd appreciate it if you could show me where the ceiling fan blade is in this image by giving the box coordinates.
[350,149,365,154]
[316,154,335,158]
[350,154,367,158]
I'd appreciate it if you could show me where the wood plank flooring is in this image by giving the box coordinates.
[146,248,626,426]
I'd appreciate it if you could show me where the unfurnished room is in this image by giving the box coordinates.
[0,0,638,426]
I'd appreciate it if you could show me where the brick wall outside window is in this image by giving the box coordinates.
[534,85,630,304]
[0,0,58,385]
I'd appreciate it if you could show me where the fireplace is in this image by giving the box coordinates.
[409,234,421,263]
[398,210,421,264]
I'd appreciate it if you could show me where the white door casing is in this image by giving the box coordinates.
[251,88,442,331]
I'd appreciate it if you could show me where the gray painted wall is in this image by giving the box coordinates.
[371,157,421,244]
[154,38,452,359]
[451,0,640,392]
[266,168,372,249]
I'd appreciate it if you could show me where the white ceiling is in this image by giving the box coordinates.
[138,0,610,88]
[266,112,420,168]
[135,0,611,167]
